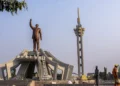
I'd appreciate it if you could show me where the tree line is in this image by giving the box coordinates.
[0,0,27,15]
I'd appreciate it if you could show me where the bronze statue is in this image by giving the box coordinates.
[29,19,42,52]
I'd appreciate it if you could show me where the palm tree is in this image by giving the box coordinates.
[0,0,27,15]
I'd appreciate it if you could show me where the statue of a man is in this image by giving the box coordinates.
[29,19,42,52]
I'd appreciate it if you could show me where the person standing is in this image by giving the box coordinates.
[95,66,99,86]
[112,64,119,86]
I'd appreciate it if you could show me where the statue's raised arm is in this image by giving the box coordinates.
[29,19,34,30]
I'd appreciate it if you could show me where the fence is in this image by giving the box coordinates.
[44,84,114,86]
[0,80,116,86]
[0,80,31,86]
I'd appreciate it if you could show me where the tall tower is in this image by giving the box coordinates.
[74,8,85,77]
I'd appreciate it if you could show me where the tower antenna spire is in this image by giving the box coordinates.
[74,8,85,77]
[77,8,80,25]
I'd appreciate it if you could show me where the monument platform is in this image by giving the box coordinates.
[0,49,74,81]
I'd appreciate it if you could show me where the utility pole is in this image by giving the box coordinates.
[74,8,85,77]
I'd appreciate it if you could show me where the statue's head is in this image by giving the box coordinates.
[36,24,39,28]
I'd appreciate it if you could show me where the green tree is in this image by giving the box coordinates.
[0,0,27,15]
[107,72,113,80]
[99,72,104,79]
[104,67,107,80]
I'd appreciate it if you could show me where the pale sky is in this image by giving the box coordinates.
[0,0,120,75]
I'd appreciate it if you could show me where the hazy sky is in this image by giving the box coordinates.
[0,0,120,74]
